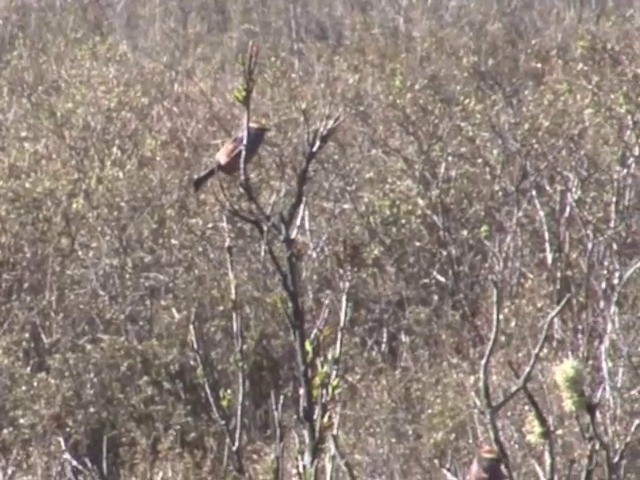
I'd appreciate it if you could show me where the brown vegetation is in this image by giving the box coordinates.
[0,1,638,478]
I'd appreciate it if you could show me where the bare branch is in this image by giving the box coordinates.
[188,311,245,475]
[437,452,463,480]
[207,41,346,480]
[495,294,572,410]
[611,258,640,307]
[270,391,285,480]
[328,432,356,480]
[511,364,556,480]
[286,110,343,228]
[478,282,513,478]
[239,42,260,192]
[479,282,502,413]
[223,214,247,467]
[328,278,351,391]
[479,284,571,479]
[612,419,640,472]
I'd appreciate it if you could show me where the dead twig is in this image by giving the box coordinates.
[478,284,571,478]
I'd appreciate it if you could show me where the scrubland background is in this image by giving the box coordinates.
[0,0,638,478]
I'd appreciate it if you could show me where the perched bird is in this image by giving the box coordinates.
[193,122,270,192]
[466,445,504,480]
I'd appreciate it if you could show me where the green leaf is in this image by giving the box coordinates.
[233,86,247,105]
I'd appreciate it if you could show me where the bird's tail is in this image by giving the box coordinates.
[193,167,217,192]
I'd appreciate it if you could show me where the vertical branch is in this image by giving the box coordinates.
[232,42,273,226]
[223,214,247,469]
[328,425,356,480]
[478,282,513,478]
[189,311,245,475]
[328,276,350,391]
[612,419,640,477]
[478,283,571,480]
[586,401,612,479]
[239,42,259,195]
[532,188,554,269]
[324,278,354,480]
[224,42,345,479]
[281,111,342,479]
[270,391,285,480]
[287,0,302,74]
[511,364,556,480]
[283,235,318,477]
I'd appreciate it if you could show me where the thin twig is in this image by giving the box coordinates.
[479,282,513,477]
[189,312,245,475]
[479,285,571,478]
[328,433,356,480]
[223,214,247,469]
[494,294,572,411]
[214,42,345,480]
[612,419,640,476]
[270,391,285,480]
[509,363,556,480]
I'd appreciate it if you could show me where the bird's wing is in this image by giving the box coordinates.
[215,135,243,165]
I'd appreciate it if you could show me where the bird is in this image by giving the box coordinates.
[193,121,270,192]
[466,445,504,480]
